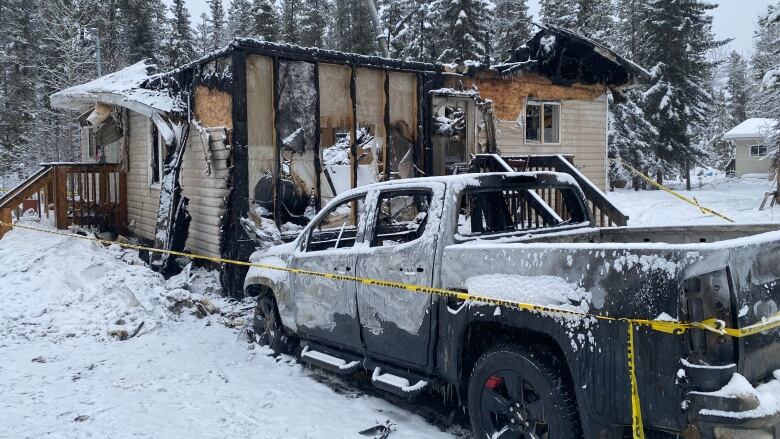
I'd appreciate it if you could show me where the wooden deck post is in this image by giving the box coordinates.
[0,208,11,239]
[117,171,128,232]
[53,166,68,229]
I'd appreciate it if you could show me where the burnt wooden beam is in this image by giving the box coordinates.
[350,66,358,190]
[383,71,390,182]
[221,48,252,297]
[313,62,322,212]
[272,56,282,227]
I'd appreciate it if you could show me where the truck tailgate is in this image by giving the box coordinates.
[729,239,780,383]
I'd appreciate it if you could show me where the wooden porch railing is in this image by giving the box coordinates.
[471,154,629,227]
[0,163,127,238]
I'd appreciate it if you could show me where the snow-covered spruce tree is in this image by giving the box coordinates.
[382,0,439,62]
[437,0,491,63]
[166,0,197,67]
[609,89,659,187]
[227,0,254,39]
[120,0,167,64]
[37,0,97,165]
[0,0,41,177]
[194,13,213,56]
[725,51,750,124]
[754,3,780,171]
[640,0,726,179]
[700,88,736,169]
[299,0,331,48]
[84,0,128,73]
[208,0,227,50]
[279,0,302,45]
[330,0,377,54]
[252,0,279,42]
[577,0,614,43]
[491,0,532,62]
[539,0,579,30]
[612,0,648,61]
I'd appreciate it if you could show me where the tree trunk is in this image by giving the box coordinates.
[656,170,663,188]
[685,162,691,191]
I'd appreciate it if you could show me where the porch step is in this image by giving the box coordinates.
[300,345,361,374]
[371,367,429,398]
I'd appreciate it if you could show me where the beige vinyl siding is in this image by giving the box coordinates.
[126,111,160,241]
[180,128,230,257]
[734,139,774,177]
[495,98,608,190]
[125,112,229,257]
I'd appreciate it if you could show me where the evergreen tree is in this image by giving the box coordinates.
[437,0,491,62]
[208,0,227,50]
[120,0,167,64]
[577,0,614,42]
[279,0,302,44]
[725,51,750,123]
[539,0,579,30]
[492,0,532,61]
[330,0,376,54]
[701,88,736,169]
[753,4,780,168]
[252,0,279,42]
[640,0,727,174]
[613,0,648,63]
[609,89,659,182]
[166,0,197,67]
[382,0,439,62]
[227,0,254,38]
[194,13,213,56]
[299,0,330,47]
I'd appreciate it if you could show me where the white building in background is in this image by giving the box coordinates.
[724,118,778,177]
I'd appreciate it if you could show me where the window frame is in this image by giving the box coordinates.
[523,100,561,145]
[148,122,166,189]
[367,188,434,248]
[302,193,368,253]
[750,144,768,157]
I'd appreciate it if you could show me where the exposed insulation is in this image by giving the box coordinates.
[194,85,233,129]
[449,72,606,121]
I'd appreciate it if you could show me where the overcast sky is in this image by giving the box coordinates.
[183,0,776,55]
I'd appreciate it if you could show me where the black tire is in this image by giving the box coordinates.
[253,294,298,355]
[467,344,580,439]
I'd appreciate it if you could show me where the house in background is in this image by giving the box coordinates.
[724,118,778,177]
[0,25,647,296]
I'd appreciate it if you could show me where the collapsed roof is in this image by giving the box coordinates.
[492,24,650,88]
[50,60,184,117]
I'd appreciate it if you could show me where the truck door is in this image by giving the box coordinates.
[355,183,445,368]
[292,194,368,351]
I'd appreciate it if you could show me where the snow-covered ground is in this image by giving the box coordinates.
[2,175,779,438]
[608,174,780,226]
[0,225,457,439]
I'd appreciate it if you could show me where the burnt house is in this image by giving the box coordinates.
[0,25,648,295]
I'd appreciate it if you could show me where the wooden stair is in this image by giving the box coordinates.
[470,154,629,227]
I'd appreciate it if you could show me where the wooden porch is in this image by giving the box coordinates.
[0,163,127,239]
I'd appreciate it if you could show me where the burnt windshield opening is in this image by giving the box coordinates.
[456,184,588,239]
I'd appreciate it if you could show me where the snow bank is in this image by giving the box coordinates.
[0,222,453,438]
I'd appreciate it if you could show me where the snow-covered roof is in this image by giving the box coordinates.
[724,118,778,140]
[50,61,184,117]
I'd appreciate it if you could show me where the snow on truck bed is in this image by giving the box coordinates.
[0,224,452,439]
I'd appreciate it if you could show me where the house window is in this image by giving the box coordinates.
[524,101,560,144]
[750,145,768,157]
[149,124,166,187]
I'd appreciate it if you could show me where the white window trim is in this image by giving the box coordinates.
[522,100,562,145]
[148,121,165,189]
[750,144,768,157]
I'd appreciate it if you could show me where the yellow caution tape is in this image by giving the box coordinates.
[2,220,780,438]
[612,159,735,223]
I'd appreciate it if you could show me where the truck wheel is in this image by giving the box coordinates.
[253,294,297,355]
[468,344,580,439]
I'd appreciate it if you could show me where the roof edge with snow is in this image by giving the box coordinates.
[724,118,778,140]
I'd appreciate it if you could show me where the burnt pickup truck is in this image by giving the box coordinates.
[244,172,780,438]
